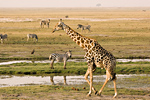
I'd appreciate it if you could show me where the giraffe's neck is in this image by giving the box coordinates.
[62,23,97,51]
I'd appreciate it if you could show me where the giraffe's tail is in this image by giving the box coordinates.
[110,73,116,81]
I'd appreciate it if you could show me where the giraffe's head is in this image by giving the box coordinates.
[52,19,66,33]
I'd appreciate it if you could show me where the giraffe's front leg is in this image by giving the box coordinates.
[87,67,93,96]
[85,68,97,96]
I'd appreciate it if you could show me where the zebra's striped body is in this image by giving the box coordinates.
[40,19,50,28]
[0,34,7,43]
[77,24,91,32]
[27,34,38,42]
[49,50,72,69]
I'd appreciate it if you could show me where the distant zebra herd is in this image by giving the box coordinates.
[0,19,91,69]
[0,18,91,44]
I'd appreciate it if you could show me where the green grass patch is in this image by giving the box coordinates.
[0,62,149,75]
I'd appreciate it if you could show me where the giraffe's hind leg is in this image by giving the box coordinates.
[84,68,97,96]
[113,77,117,98]
[96,76,109,96]
[97,70,117,98]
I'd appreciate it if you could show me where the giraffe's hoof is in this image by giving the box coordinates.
[94,91,98,95]
[86,93,91,97]
[96,93,101,96]
[113,93,117,98]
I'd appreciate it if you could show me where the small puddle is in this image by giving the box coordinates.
[0,59,150,66]
[0,74,150,89]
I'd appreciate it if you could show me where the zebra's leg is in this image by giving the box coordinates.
[27,37,29,41]
[50,76,54,85]
[1,39,3,44]
[88,28,90,32]
[63,61,67,69]
[64,76,67,85]
[50,59,55,69]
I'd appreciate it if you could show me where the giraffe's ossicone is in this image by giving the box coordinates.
[52,19,117,98]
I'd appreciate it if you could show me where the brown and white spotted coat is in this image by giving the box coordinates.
[52,19,117,98]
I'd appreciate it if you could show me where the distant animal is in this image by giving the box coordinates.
[65,15,69,18]
[31,49,35,54]
[40,19,50,28]
[49,50,72,69]
[77,24,91,32]
[0,34,7,44]
[27,34,38,42]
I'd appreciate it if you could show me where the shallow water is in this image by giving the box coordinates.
[0,74,150,89]
[0,59,149,66]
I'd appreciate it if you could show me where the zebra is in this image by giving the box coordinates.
[40,19,50,28]
[0,34,7,44]
[77,24,91,32]
[27,34,38,42]
[49,50,72,69]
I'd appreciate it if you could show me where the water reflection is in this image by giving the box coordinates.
[0,74,150,89]
[50,76,67,85]
[0,59,150,65]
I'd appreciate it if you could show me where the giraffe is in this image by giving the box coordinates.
[52,19,117,98]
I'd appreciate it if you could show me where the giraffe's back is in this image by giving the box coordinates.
[84,42,116,70]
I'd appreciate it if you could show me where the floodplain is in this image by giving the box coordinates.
[0,7,150,100]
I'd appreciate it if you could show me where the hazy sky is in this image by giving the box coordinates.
[0,0,150,8]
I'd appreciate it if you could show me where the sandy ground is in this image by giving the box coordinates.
[1,92,150,100]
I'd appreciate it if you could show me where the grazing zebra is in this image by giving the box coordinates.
[40,19,50,28]
[27,34,38,42]
[0,34,7,44]
[77,24,91,32]
[49,50,72,69]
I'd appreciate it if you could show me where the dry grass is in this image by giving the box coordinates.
[0,7,150,59]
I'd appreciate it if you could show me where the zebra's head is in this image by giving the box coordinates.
[66,50,72,58]
[77,24,83,29]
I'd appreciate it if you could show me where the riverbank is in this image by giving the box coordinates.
[0,61,150,75]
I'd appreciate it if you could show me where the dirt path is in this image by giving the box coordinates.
[1,92,150,100]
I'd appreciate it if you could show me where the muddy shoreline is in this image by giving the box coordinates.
[0,59,150,66]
